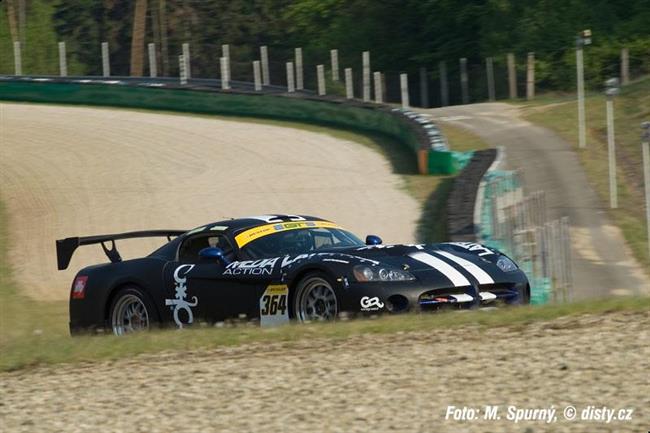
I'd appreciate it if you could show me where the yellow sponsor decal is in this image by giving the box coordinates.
[235,220,341,247]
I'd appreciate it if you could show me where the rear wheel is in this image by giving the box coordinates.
[293,273,339,322]
[109,286,156,336]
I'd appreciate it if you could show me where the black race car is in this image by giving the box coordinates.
[57,214,529,335]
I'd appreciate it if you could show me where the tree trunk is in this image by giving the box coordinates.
[5,0,19,43]
[17,0,25,46]
[159,0,169,76]
[130,0,147,76]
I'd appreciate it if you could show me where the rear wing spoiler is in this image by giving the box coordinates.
[56,230,187,270]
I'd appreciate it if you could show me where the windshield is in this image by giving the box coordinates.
[242,227,364,259]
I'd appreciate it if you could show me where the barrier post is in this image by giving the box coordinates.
[295,48,304,90]
[179,55,187,85]
[400,73,410,108]
[362,51,371,102]
[182,42,191,79]
[507,53,517,99]
[148,43,157,77]
[253,60,262,91]
[58,41,67,77]
[460,57,469,104]
[286,62,295,93]
[317,64,326,96]
[439,61,448,106]
[260,45,270,86]
[13,41,22,76]
[222,44,230,84]
[486,57,495,101]
[220,57,230,89]
[101,41,110,77]
[330,49,339,81]
[621,48,629,86]
[373,72,383,104]
[526,52,535,100]
[641,122,650,258]
[345,68,353,99]
[419,67,429,108]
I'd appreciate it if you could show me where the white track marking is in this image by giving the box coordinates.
[409,252,471,287]
[434,251,495,285]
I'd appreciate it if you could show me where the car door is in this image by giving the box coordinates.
[162,233,274,326]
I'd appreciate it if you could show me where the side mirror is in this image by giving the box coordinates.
[198,247,230,265]
[365,235,383,245]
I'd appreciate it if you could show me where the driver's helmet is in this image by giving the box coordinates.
[281,230,312,255]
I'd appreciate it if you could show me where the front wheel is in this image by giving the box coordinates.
[293,273,339,322]
[109,286,156,336]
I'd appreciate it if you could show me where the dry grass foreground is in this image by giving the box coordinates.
[0,102,419,300]
[1,307,648,433]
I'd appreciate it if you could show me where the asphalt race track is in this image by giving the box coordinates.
[0,102,419,300]
[419,103,650,299]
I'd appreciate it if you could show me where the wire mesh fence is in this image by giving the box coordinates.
[478,170,572,304]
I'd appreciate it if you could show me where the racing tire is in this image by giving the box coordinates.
[292,272,339,323]
[108,286,158,336]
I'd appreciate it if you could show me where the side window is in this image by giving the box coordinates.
[179,234,234,262]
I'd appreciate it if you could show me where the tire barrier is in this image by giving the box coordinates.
[446,149,497,242]
[0,76,467,175]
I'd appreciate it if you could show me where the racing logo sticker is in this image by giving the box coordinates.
[165,264,198,328]
[259,284,290,327]
[360,296,385,311]
[223,258,278,276]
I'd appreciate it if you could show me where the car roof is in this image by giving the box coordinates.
[188,214,329,236]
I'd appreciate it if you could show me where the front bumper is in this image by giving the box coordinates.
[341,278,529,314]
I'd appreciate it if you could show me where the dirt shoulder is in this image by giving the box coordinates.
[0,103,419,300]
[1,309,648,433]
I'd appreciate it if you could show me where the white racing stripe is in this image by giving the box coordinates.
[409,252,471,287]
[479,291,497,301]
[434,251,495,285]
[451,294,474,303]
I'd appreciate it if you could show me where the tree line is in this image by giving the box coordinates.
[1,0,648,92]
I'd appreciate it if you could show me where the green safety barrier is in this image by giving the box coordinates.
[0,81,464,175]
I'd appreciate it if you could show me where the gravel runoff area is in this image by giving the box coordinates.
[0,103,419,300]
[1,310,648,433]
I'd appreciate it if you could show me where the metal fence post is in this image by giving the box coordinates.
[621,48,630,86]
[253,60,262,91]
[222,44,230,84]
[526,52,535,100]
[286,61,295,93]
[330,49,339,81]
[419,67,429,108]
[460,57,469,104]
[260,46,270,86]
[439,61,449,107]
[148,43,157,77]
[373,72,383,104]
[182,42,191,79]
[345,68,354,99]
[400,73,410,108]
[13,41,22,76]
[317,64,326,96]
[486,57,495,101]
[101,41,110,77]
[295,48,304,90]
[220,57,230,89]
[362,51,371,102]
[58,41,67,77]
[178,55,187,85]
[507,53,517,99]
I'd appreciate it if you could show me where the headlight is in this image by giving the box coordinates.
[353,265,415,282]
[496,256,518,272]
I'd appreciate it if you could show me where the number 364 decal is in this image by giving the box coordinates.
[259,284,289,327]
